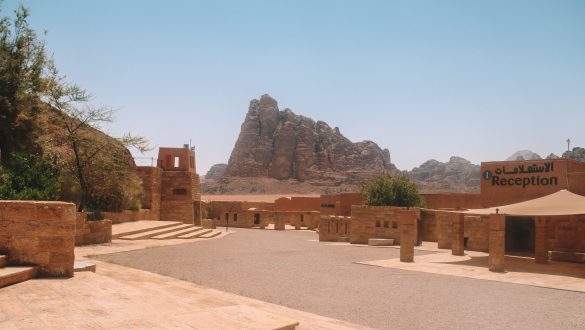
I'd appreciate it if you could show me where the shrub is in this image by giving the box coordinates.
[361,173,425,207]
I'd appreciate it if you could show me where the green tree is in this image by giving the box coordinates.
[0,5,50,165]
[46,75,149,211]
[0,152,60,200]
[361,173,425,207]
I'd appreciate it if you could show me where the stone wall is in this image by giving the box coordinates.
[0,201,75,277]
[420,209,438,242]
[75,212,112,246]
[464,215,489,252]
[160,171,197,223]
[318,216,351,241]
[135,166,162,220]
[102,209,154,224]
[421,193,482,210]
[350,205,419,245]
[546,215,585,254]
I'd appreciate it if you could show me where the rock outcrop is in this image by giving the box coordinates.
[224,94,395,186]
[204,163,227,181]
[506,150,542,161]
[409,156,480,192]
[562,147,585,162]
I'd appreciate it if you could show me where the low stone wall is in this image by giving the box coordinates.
[318,216,351,241]
[75,212,112,246]
[102,209,154,224]
[201,219,216,229]
[350,205,420,245]
[0,201,76,277]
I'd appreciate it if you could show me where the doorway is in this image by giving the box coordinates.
[254,214,261,225]
[505,217,535,256]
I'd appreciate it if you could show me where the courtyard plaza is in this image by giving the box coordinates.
[2,221,585,329]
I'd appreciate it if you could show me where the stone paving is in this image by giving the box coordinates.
[94,227,585,329]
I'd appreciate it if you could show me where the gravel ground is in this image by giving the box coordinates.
[94,228,585,330]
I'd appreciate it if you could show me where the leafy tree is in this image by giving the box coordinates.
[0,5,50,165]
[0,152,60,200]
[361,173,425,207]
[46,75,149,211]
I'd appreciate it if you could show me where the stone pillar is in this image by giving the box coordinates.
[452,213,465,256]
[400,210,416,262]
[534,217,548,264]
[437,212,452,249]
[488,214,506,272]
[274,219,285,230]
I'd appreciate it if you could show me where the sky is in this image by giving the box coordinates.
[5,0,585,173]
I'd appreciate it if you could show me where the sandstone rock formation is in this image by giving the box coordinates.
[409,156,480,193]
[204,163,227,181]
[506,150,542,161]
[562,147,585,162]
[224,94,395,186]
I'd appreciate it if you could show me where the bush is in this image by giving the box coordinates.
[0,152,60,200]
[361,173,424,207]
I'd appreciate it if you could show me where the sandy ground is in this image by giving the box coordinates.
[93,228,585,330]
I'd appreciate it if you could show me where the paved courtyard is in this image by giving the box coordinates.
[94,228,585,329]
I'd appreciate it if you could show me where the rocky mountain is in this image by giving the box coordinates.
[506,150,542,161]
[204,163,227,181]
[409,157,480,193]
[223,94,395,187]
[563,147,585,162]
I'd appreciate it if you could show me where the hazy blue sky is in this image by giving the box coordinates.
[6,0,585,173]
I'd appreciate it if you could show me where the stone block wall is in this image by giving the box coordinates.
[160,171,197,223]
[464,215,489,252]
[135,166,162,220]
[75,212,112,246]
[420,209,438,242]
[350,205,419,244]
[0,201,76,277]
[546,215,585,253]
[318,216,351,241]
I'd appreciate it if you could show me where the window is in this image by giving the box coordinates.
[375,220,381,228]
[320,204,336,208]
[172,188,187,195]
[174,156,180,168]
[300,214,304,222]
[392,221,397,229]
[234,214,238,222]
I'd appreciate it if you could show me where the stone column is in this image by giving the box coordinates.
[534,216,548,264]
[451,213,465,256]
[274,218,285,230]
[400,210,416,262]
[437,212,452,249]
[488,213,506,272]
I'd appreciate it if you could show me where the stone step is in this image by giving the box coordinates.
[198,231,222,239]
[368,238,395,246]
[0,255,7,268]
[152,227,205,240]
[118,224,195,240]
[113,221,184,239]
[0,266,37,288]
[177,229,213,239]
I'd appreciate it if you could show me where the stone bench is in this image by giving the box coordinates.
[368,238,395,246]
[550,251,585,263]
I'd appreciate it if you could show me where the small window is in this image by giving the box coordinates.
[344,223,348,234]
[336,222,339,233]
[225,213,229,221]
[234,214,238,222]
[174,156,180,168]
[383,221,389,228]
[172,188,187,195]
[375,220,381,228]
[327,222,331,233]
[300,214,304,222]
[392,221,397,229]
